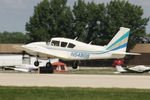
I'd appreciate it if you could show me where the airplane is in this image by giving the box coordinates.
[5,64,38,72]
[4,59,59,72]
[15,27,140,69]
[14,64,38,72]
[114,65,150,73]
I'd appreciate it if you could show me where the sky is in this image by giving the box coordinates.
[0,0,150,34]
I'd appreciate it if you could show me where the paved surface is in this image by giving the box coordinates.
[0,73,150,89]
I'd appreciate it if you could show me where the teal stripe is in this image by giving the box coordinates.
[45,46,106,53]
[106,31,130,50]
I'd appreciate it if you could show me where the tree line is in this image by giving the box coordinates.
[0,0,149,51]
[0,31,29,43]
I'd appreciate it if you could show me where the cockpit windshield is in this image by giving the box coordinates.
[51,40,60,46]
[47,39,76,48]
[68,43,75,48]
[61,42,67,47]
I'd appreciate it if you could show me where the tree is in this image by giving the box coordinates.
[72,0,106,43]
[0,32,29,43]
[73,0,149,50]
[103,0,149,50]
[26,0,51,42]
[85,2,106,44]
[26,0,73,42]
[72,0,88,41]
[26,0,149,51]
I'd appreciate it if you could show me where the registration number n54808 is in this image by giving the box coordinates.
[71,52,89,59]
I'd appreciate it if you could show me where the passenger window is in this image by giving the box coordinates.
[68,43,75,48]
[51,40,60,46]
[61,42,67,47]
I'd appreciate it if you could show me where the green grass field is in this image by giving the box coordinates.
[67,68,150,75]
[1,67,150,75]
[0,86,150,100]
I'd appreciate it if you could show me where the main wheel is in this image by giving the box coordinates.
[46,62,52,67]
[34,61,39,67]
[72,61,78,69]
[46,62,53,73]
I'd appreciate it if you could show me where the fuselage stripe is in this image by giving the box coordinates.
[106,31,129,50]
[44,43,127,55]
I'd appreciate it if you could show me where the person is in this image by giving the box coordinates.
[112,59,124,67]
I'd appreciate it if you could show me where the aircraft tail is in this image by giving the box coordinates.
[106,27,130,52]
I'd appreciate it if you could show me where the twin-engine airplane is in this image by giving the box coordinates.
[16,27,139,69]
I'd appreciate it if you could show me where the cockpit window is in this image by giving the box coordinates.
[61,42,67,47]
[51,40,60,46]
[68,43,75,48]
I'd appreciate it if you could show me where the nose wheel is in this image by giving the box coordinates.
[34,61,39,67]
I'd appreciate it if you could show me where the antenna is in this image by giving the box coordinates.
[74,37,78,40]
[89,41,92,44]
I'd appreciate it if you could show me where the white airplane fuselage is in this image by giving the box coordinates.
[23,38,124,61]
[18,27,138,62]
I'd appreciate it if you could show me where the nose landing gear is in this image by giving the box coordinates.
[34,61,39,67]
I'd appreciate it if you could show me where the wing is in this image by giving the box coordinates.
[14,45,66,59]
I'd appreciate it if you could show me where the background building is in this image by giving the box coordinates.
[0,44,58,67]
[128,44,150,65]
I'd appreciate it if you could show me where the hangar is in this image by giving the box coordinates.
[0,44,23,67]
[0,43,148,67]
[128,44,150,65]
[0,44,58,67]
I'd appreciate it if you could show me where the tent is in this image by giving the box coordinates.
[52,62,68,72]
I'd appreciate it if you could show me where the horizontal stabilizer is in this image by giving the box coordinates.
[112,52,141,55]
[124,52,141,55]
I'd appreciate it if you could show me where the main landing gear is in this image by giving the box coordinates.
[72,61,79,69]
[34,56,53,68]
[46,62,52,67]
[34,60,53,68]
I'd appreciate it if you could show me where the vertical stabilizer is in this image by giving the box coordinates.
[106,27,130,52]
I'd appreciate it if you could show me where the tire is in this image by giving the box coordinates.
[46,62,53,73]
[72,62,78,69]
[34,61,39,66]
[72,65,78,69]
[46,62,52,67]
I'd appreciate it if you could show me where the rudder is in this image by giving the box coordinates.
[106,27,130,52]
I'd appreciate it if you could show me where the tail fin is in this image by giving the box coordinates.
[106,27,130,52]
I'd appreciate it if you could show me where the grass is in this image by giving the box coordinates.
[67,68,150,75]
[0,86,150,100]
[67,68,116,75]
[1,67,150,75]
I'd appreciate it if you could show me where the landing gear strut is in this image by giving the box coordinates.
[34,56,39,67]
[72,61,79,69]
